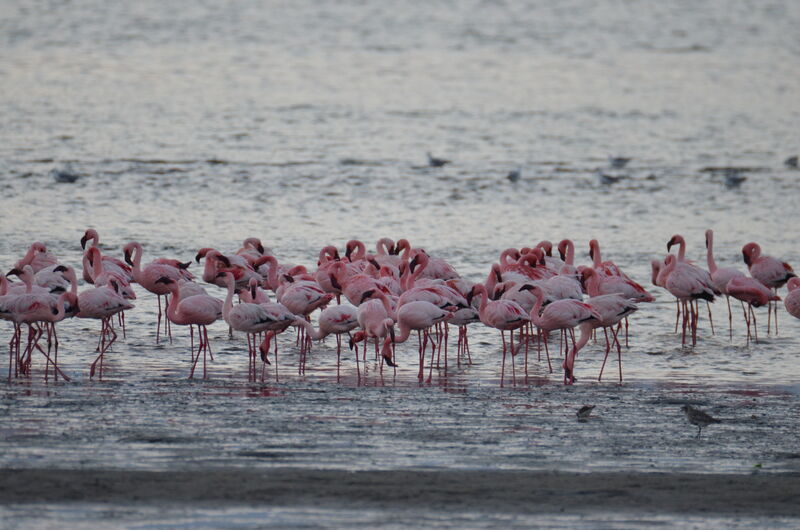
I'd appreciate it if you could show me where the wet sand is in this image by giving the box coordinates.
[1,468,798,516]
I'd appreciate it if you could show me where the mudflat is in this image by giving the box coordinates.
[1,468,798,516]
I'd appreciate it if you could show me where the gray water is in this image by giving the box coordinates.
[2,0,800,527]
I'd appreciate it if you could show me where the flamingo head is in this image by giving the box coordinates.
[155,276,175,285]
[666,234,683,252]
[80,229,95,249]
[741,242,759,266]
[704,229,713,249]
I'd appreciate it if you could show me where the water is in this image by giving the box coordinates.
[2,0,800,526]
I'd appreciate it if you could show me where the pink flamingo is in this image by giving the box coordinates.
[669,233,716,333]
[350,289,397,370]
[124,241,192,343]
[1,286,76,381]
[390,300,453,381]
[156,277,223,379]
[704,229,746,339]
[14,242,59,273]
[76,280,135,378]
[80,229,132,284]
[470,284,529,384]
[196,248,259,290]
[582,293,638,382]
[659,255,716,347]
[220,272,277,381]
[726,276,781,345]
[291,304,360,375]
[784,278,800,320]
[236,237,272,266]
[742,242,796,335]
[522,284,601,384]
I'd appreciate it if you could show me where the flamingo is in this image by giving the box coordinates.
[14,242,59,273]
[219,272,277,381]
[742,242,796,335]
[124,241,192,343]
[156,277,223,379]
[522,284,601,384]
[704,229,746,339]
[582,294,638,382]
[784,278,800,321]
[726,276,781,345]
[389,300,454,381]
[1,288,77,381]
[470,284,529,384]
[291,304,360,375]
[80,229,132,284]
[76,280,135,378]
[669,233,716,333]
[659,255,716,347]
[350,289,397,370]
[236,237,272,266]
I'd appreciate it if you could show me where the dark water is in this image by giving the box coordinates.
[2,0,800,526]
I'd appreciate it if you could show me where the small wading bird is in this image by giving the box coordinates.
[576,405,595,421]
[427,152,451,167]
[681,404,721,437]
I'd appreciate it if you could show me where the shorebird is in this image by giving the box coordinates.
[576,405,595,421]
[785,155,798,168]
[427,152,451,167]
[609,156,631,169]
[681,404,721,437]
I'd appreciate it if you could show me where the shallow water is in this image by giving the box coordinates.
[2,0,800,526]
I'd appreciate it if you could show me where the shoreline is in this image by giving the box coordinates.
[1,468,798,516]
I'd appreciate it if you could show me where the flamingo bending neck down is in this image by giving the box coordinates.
[705,229,746,339]
[521,284,601,385]
[157,277,223,379]
[725,276,781,346]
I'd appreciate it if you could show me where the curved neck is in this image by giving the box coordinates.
[222,277,235,321]
[529,290,545,326]
[706,233,717,273]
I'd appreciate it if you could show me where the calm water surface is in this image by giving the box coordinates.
[1,0,800,526]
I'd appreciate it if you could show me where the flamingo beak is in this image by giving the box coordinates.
[124,251,133,266]
[80,235,88,249]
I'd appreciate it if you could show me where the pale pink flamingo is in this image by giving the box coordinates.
[389,300,453,381]
[582,293,638,382]
[1,288,77,381]
[742,241,796,335]
[784,278,800,320]
[469,284,529,384]
[291,304,359,376]
[77,280,135,378]
[350,289,397,370]
[157,276,223,379]
[220,272,276,381]
[522,284,601,384]
[705,229,746,339]
[557,239,580,278]
[448,306,480,365]
[726,276,781,345]
[659,254,716,347]
[668,233,716,333]
[124,241,192,343]
[196,248,259,290]
[277,276,334,362]
[80,229,132,284]
[236,237,272,266]
[314,246,343,299]
[14,242,59,273]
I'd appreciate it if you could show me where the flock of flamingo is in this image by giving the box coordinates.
[1,229,798,385]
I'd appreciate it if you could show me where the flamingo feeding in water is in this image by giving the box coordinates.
[156,277,223,379]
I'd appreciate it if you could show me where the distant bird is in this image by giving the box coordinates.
[50,167,80,183]
[723,168,746,188]
[427,152,451,167]
[785,155,798,168]
[681,404,721,437]
[609,156,631,169]
[597,170,625,185]
[507,169,521,182]
[576,405,595,421]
